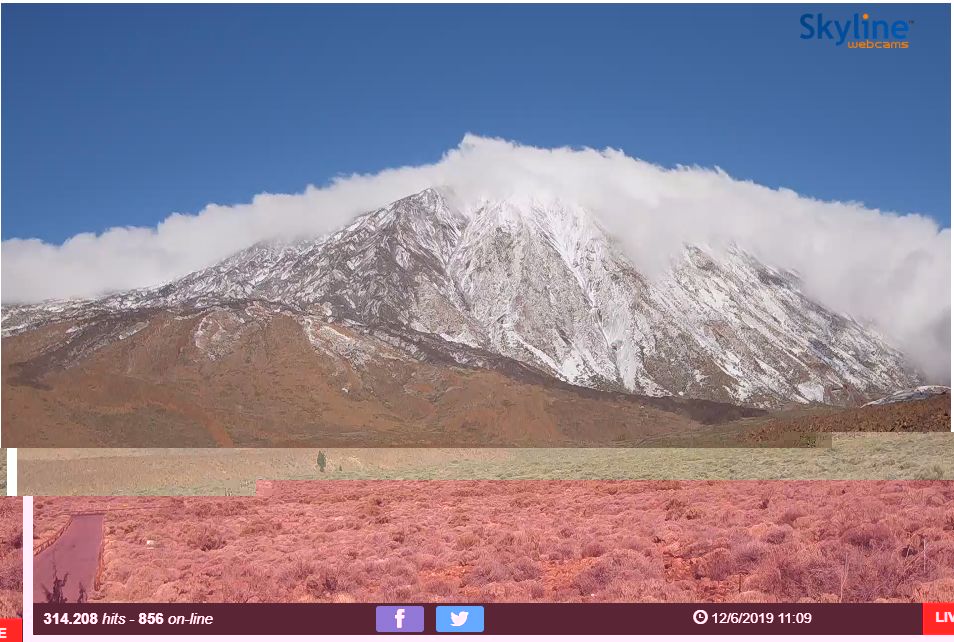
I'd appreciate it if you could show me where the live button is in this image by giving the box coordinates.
[0,618,22,642]
[923,603,954,635]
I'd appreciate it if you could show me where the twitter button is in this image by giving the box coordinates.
[436,606,484,633]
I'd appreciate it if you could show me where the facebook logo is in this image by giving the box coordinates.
[436,606,485,632]
[375,605,424,633]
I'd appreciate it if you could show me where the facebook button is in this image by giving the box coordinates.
[375,606,425,633]
[436,606,485,633]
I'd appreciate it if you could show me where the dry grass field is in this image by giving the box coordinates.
[34,481,954,604]
[0,497,23,617]
[19,433,954,496]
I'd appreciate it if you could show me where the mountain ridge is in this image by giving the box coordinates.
[2,188,921,409]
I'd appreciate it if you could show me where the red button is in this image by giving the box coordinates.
[0,619,22,642]
[924,603,954,635]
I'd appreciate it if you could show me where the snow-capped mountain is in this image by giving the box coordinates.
[2,188,920,408]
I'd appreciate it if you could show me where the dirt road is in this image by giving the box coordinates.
[34,513,103,603]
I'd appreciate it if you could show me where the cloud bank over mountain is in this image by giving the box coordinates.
[2,135,949,381]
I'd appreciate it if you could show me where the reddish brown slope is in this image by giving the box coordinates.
[3,308,759,447]
[745,393,951,443]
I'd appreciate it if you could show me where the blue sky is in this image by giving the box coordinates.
[2,3,950,243]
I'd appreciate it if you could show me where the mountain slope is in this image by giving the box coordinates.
[3,301,765,447]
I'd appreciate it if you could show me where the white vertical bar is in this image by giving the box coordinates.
[23,495,32,638]
[7,448,17,497]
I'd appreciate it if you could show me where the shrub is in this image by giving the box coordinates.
[280,557,315,585]
[841,523,892,550]
[572,560,619,595]
[581,540,606,558]
[748,546,837,600]
[421,578,457,597]
[187,525,227,551]
[456,531,480,550]
[548,541,576,561]
[761,525,792,545]
[777,507,805,526]
[699,547,735,581]
[240,518,282,537]
[571,551,661,597]
[916,464,945,480]
[526,580,546,599]
[730,540,769,572]
[465,560,510,585]
[841,547,932,602]
[219,566,273,603]
[665,497,689,520]
[510,557,542,581]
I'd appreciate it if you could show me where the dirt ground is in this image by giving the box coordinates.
[33,481,954,604]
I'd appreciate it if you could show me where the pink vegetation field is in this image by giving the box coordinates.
[0,497,23,617]
[34,481,954,604]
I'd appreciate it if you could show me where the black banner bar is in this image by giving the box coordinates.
[34,603,924,635]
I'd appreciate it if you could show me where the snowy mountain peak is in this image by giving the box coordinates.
[1,188,921,407]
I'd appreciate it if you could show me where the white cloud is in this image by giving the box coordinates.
[2,134,950,381]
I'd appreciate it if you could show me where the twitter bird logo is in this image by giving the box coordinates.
[437,606,484,632]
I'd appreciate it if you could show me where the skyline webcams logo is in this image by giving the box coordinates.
[800,11,912,49]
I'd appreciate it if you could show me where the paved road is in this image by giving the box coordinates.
[34,514,104,603]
